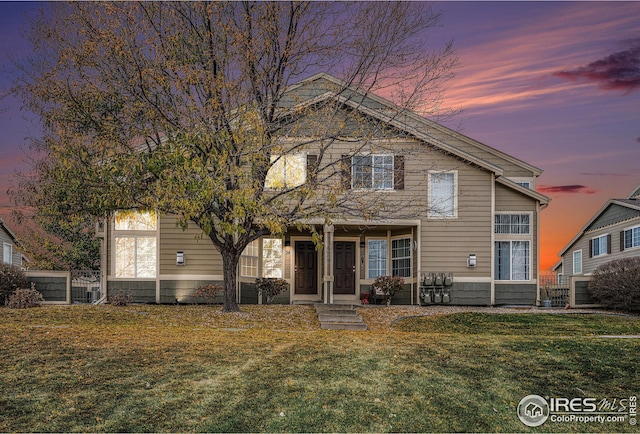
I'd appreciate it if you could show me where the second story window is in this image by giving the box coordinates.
[428,171,457,218]
[352,155,394,190]
[265,153,307,189]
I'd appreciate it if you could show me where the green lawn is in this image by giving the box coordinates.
[1,305,638,432]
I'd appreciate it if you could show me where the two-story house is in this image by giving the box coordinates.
[1,218,24,269]
[555,183,640,280]
[99,73,549,306]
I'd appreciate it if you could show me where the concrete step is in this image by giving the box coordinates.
[315,303,367,330]
[318,313,363,323]
[321,322,368,331]
[314,303,355,311]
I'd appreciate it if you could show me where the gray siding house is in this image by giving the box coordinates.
[1,218,24,269]
[99,73,550,306]
[555,184,640,279]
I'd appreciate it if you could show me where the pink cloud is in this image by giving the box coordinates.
[554,39,640,93]
[537,184,598,195]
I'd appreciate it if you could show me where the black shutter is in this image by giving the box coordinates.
[620,231,625,251]
[607,234,612,254]
[589,239,593,258]
[394,155,405,190]
[341,155,351,190]
[307,154,318,183]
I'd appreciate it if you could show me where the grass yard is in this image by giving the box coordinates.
[1,305,638,432]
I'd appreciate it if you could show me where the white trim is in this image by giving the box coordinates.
[157,274,225,281]
[573,249,583,275]
[2,242,12,265]
[427,170,458,219]
[591,234,609,257]
[351,154,395,191]
[623,224,640,251]
[290,236,321,303]
[365,237,388,280]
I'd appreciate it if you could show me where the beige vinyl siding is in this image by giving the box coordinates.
[159,216,223,276]
[494,183,539,279]
[421,164,493,277]
[563,215,640,275]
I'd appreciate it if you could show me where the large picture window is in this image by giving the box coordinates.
[352,155,394,190]
[495,241,530,281]
[240,238,284,278]
[428,171,456,217]
[114,211,157,278]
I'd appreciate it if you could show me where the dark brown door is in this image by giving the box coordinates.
[295,241,317,295]
[334,241,356,294]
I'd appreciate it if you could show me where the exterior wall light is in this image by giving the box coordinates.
[176,251,185,266]
[467,254,477,268]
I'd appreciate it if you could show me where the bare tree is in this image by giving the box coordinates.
[12,1,457,311]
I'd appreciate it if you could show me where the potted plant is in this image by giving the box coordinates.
[371,275,405,305]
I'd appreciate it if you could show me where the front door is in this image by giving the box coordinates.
[334,241,356,295]
[295,241,318,295]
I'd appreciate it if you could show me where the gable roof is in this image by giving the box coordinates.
[0,218,18,242]
[283,73,545,178]
[558,195,640,257]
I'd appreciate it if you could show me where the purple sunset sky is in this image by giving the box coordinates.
[0,1,639,270]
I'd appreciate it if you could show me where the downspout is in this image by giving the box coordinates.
[490,176,496,306]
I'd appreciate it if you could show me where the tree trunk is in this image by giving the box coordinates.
[221,250,241,312]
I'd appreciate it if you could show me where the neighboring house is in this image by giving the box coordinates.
[99,73,550,306]
[555,183,640,279]
[0,218,24,268]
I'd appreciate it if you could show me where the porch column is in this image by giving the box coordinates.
[323,224,334,304]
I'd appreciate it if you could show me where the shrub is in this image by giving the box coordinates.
[110,289,134,306]
[255,278,289,304]
[192,283,222,304]
[6,283,43,309]
[0,264,30,304]
[371,275,405,304]
[588,257,640,313]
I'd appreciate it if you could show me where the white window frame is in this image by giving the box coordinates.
[573,250,582,275]
[367,238,388,279]
[3,242,12,265]
[494,213,531,235]
[592,234,608,257]
[624,225,640,250]
[391,237,412,278]
[352,154,394,190]
[509,177,534,189]
[261,238,284,278]
[495,240,530,281]
[240,240,259,277]
[428,170,457,218]
[113,211,158,279]
[265,153,307,189]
